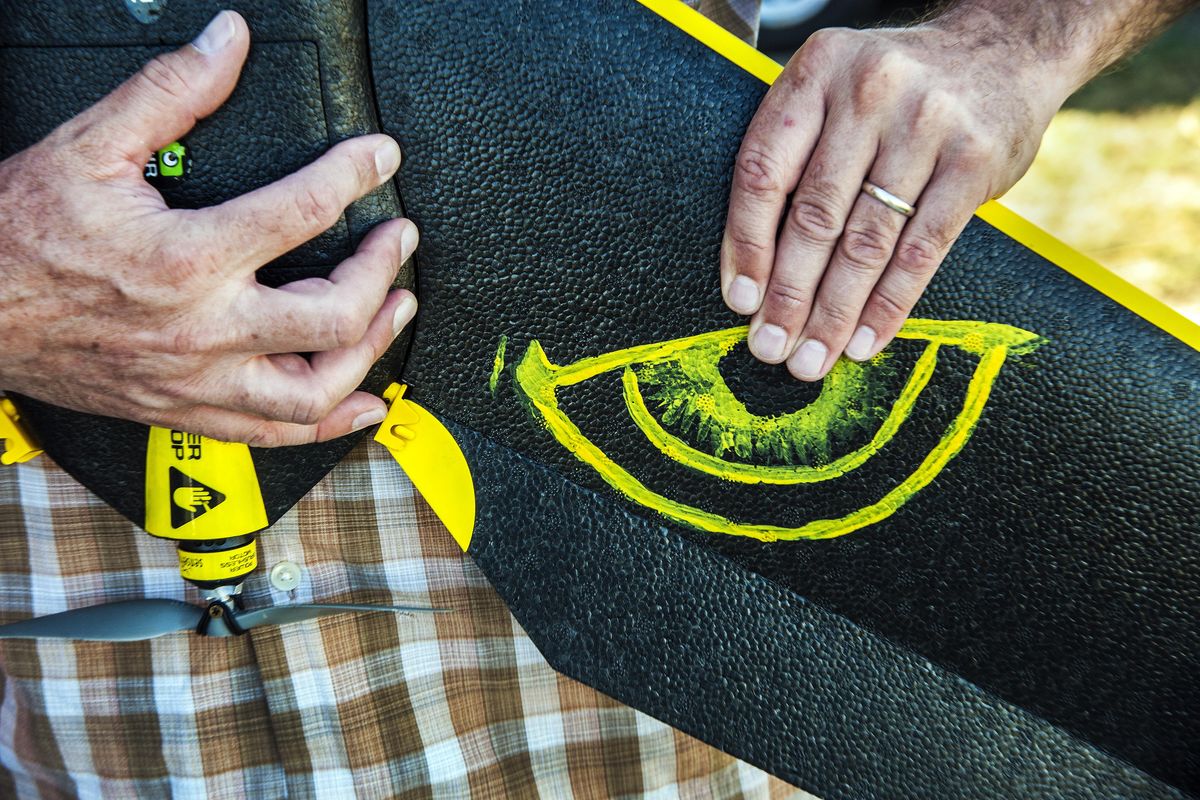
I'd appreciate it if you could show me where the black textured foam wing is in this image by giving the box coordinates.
[367,1,1199,798]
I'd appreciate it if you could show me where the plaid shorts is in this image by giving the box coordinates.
[0,434,809,798]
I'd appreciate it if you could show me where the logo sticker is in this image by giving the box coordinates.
[145,428,268,540]
[144,141,191,189]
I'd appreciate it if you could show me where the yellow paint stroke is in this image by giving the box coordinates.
[634,0,1199,352]
[514,319,1043,541]
[489,335,508,396]
[622,343,938,484]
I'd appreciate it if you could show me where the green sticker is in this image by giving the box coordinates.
[144,141,191,187]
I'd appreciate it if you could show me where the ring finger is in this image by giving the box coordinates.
[786,146,937,381]
[749,112,877,365]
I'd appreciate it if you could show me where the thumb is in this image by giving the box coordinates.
[76,10,250,163]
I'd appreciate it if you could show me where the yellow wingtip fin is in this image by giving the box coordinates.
[376,383,476,552]
[0,398,43,465]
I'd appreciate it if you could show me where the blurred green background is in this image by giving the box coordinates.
[1003,11,1200,323]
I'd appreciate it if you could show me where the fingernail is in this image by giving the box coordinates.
[844,326,876,361]
[393,294,418,336]
[726,275,760,315]
[400,223,419,259]
[350,407,386,432]
[375,140,401,179]
[192,11,236,55]
[789,339,828,380]
[751,324,788,362]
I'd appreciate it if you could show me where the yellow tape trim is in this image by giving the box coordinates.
[634,0,783,84]
[178,541,258,583]
[633,0,1200,352]
[973,201,1200,349]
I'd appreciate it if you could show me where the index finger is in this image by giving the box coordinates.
[193,134,402,271]
[721,66,823,316]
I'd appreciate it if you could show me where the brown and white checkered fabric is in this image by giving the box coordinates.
[0,439,812,799]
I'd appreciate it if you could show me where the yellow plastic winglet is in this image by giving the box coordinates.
[375,384,476,551]
[0,398,43,465]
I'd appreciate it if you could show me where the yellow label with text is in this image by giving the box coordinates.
[177,541,258,582]
[145,427,268,539]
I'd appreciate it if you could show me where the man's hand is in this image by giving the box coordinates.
[721,20,1068,381]
[0,11,417,446]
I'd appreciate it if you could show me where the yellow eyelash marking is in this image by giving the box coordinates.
[489,334,508,396]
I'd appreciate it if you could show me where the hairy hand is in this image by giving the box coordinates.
[721,22,1067,380]
[0,12,417,446]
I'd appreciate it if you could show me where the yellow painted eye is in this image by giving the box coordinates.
[512,319,1044,542]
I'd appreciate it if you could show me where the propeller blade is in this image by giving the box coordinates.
[0,599,200,641]
[234,602,451,633]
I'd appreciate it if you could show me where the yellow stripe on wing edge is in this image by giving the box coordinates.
[633,0,1200,352]
[635,0,784,84]
[973,202,1200,349]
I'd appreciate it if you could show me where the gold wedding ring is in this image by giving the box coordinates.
[861,181,916,218]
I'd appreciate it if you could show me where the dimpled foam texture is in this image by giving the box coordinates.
[367,0,1199,796]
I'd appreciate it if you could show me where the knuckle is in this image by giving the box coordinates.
[243,422,290,449]
[283,391,332,427]
[123,382,180,413]
[800,27,850,61]
[293,183,343,231]
[853,52,905,109]
[838,224,894,272]
[154,236,219,283]
[811,296,857,330]
[342,145,379,189]
[875,49,912,80]
[786,187,843,245]
[726,229,772,262]
[893,233,945,280]
[138,54,194,102]
[947,135,995,173]
[165,327,203,355]
[154,236,191,268]
[162,320,224,355]
[914,90,955,133]
[765,279,813,314]
[324,306,370,349]
[867,287,910,322]
[734,145,787,196]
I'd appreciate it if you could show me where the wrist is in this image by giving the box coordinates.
[922,3,1087,110]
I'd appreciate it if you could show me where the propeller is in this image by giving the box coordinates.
[0,598,449,641]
